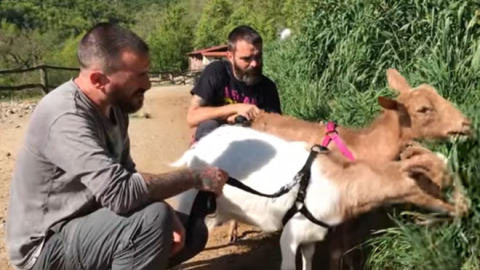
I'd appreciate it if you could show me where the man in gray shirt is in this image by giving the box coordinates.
[5,22,228,270]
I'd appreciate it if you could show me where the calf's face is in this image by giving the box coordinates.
[378,69,471,141]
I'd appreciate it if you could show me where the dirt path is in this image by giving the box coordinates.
[0,85,281,270]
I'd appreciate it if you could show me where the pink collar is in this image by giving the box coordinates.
[321,121,355,161]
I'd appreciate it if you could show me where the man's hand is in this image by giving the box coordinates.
[233,103,261,120]
[193,167,229,196]
[170,210,186,257]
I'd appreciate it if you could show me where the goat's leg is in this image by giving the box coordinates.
[400,142,434,160]
[280,217,327,270]
[228,220,238,243]
[301,243,316,270]
[279,228,298,270]
[407,194,456,216]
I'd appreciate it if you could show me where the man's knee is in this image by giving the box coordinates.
[194,119,224,141]
[136,202,174,234]
[115,202,174,269]
[129,202,175,256]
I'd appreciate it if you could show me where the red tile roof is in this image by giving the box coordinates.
[186,45,228,56]
[202,51,227,57]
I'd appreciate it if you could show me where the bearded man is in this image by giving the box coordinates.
[186,25,282,142]
[5,22,229,270]
[169,25,283,245]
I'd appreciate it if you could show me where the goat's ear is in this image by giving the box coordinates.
[378,96,398,110]
[387,69,411,94]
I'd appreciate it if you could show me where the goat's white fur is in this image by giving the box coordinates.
[171,125,342,270]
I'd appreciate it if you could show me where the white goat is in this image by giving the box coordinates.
[171,125,458,270]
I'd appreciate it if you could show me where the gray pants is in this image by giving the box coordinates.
[194,119,225,142]
[32,202,208,270]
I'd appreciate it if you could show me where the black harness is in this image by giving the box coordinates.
[197,116,331,229]
[225,144,332,229]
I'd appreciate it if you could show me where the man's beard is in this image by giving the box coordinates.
[108,87,146,114]
[233,61,263,86]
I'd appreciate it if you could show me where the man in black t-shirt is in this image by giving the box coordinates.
[187,25,282,142]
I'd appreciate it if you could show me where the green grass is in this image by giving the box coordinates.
[263,0,480,268]
[0,89,44,101]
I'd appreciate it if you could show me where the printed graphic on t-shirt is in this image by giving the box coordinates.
[224,86,258,105]
[192,60,282,114]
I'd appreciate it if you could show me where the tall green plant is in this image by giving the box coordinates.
[264,0,480,268]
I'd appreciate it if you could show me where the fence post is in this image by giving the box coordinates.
[39,65,49,94]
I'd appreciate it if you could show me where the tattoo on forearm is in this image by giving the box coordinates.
[141,169,200,201]
[141,167,226,200]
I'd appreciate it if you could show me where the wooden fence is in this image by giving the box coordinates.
[0,65,202,94]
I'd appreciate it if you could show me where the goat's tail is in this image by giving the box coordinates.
[169,147,195,168]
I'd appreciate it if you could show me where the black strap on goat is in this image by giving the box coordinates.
[226,176,298,198]
[225,144,332,229]
[280,145,332,229]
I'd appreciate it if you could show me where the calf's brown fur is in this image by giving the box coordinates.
[250,69,471,164]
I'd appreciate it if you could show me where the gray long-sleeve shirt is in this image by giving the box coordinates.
[6,80,151,269]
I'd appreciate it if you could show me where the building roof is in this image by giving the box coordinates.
[186,44,228,56]
[202,51,227,57]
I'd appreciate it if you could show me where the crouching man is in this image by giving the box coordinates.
[5,22,228,270]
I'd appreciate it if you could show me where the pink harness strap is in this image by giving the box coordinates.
[321,121,355,161]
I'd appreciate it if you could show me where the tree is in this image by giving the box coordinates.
[193,0,233,49]
[148,3,194,71]
[0,21,58,68]
[0,0,133,37]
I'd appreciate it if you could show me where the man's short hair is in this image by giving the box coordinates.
[227,25,263,52]
[77,22,149,73]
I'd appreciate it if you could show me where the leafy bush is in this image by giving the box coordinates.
[263,0,480,268]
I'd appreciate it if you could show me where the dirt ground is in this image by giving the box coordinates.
[0,85,281,270]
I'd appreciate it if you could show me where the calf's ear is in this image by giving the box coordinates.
[387,68,411,94]
[378,96,398,110]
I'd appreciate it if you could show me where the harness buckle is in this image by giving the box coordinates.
[311,145,329,153]
[325,121,337,134]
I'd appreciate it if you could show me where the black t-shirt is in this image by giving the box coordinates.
[191,60,282,114]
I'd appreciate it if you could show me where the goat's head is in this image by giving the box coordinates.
[377,69,471,141]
